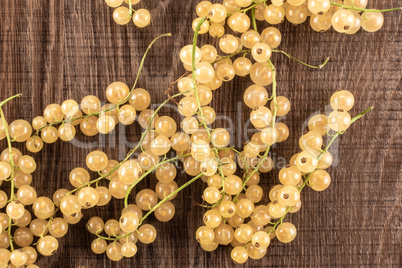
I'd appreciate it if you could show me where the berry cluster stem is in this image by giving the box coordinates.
[128,0,133,17]
[89,173,203,242]
[192,16,227,196]
[272,50,330,69]
[191,16,211,139]
[0,93,22,252]
[214,49,329,70]
[330,2,402,13]
[251,7,258,32]
[240,0,266,13]
[139,173,203,225]
[234,59,278,200]
[123,153,191,207]
[213,49,329,72]
[38,208,59,239]
[213,50,251,65]
[268,59,278,125]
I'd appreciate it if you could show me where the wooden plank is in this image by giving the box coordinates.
[0,0,400,267]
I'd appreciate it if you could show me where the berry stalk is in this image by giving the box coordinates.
[89,173,204,242]
[251,7,258,32]
[37,208,59,239]
[234,59,278,200]
[212,50,252,65]
[191,16,212,138]
[330,2,402,13]
[192,16,227,196]
[214,49,329,70]
[0,93,22,252]
[272,50,330,69]
[138,173,203,225]
[128,0,133,17]
[240,0,267,13]
[123,153,191,207]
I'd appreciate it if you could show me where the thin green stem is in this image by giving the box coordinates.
[268,106,373,234]
[230,147,244,156]
[268,207,292,235]
[192,16,227,196]
[91,173,203,241]
[272,50,330,69]
[351,106,373,123]
[124,33,171,104]
[0,94,22,108]
[214,49,330,71]
[212,50,251,65]
[267,59,277,126]
[34,33,172,136]
[330,2,402,12]
[0,108,16,203]
[234,60,278,201]
[139,173,203,225]
[123,153,191,207]
[251,7,258,32]
[241,0,266,13]
[7,219,13,251]
[0,94,22,252]
[192,16,211,138]
[236,146,271,201]
[128,0,133,16]
[39,208,59,239]
[86,225,117,241]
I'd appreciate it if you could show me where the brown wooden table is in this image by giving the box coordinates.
[0,1,401,267]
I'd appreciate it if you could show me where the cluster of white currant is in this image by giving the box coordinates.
[194,0,400,36]
[0,81,150,266]
[0,80,153,154]
[196,89,367,264]
[0,85,367,266]
[179,1,378,264]
[78,0,391,263]
[82,144,184,260]
[0,150,41,267]
[76,23,290,260]
[0,83,183,264]
[0,34,181,264]
[194,87,290,259]
[105,0,151,27]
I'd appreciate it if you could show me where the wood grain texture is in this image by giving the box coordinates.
[0,0,401,267]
